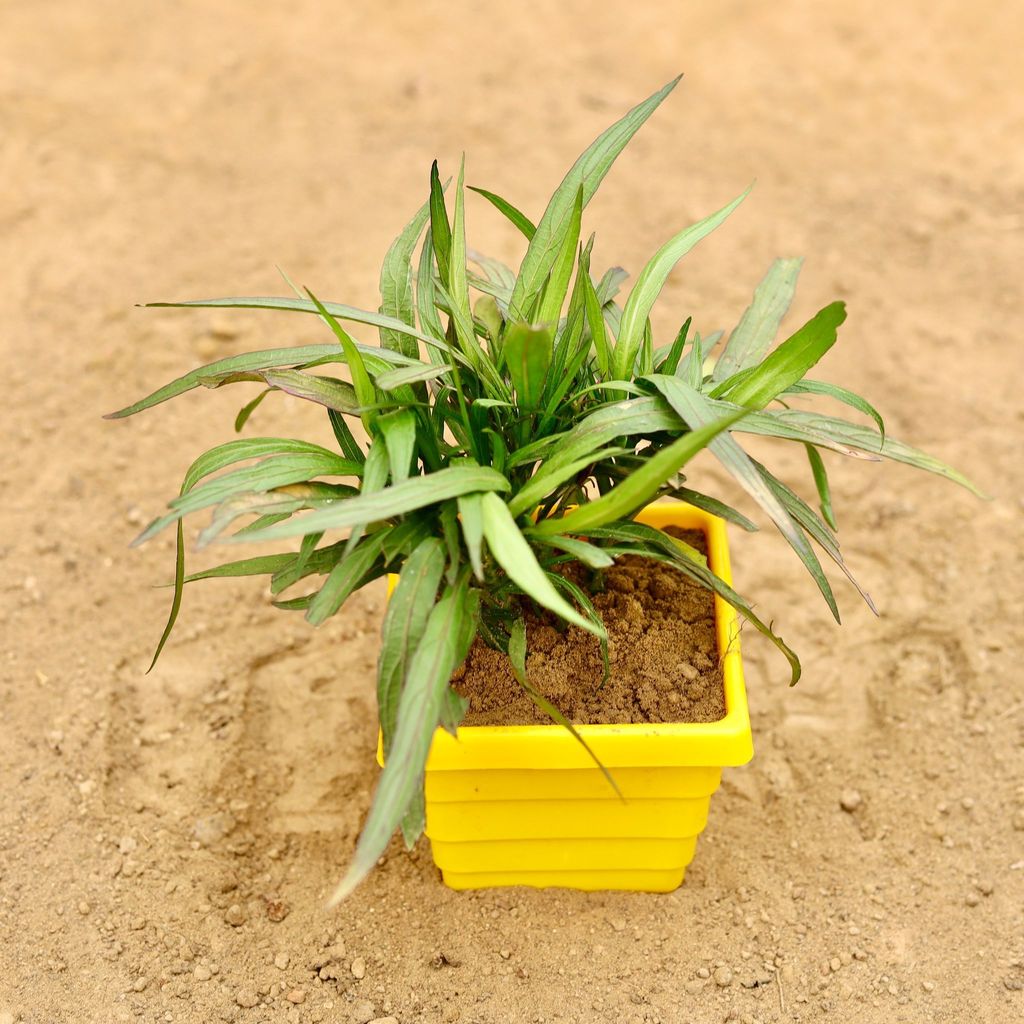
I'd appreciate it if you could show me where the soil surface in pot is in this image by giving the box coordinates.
[455,528,726,725]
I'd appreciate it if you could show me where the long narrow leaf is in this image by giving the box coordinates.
[613,187,750,378]
[329,573,479,904]
[508,76,681,319]
[232,465,511,543]
[480,492,605,639]
[712,258,803,380]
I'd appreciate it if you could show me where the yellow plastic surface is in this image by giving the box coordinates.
[382,502,753,892]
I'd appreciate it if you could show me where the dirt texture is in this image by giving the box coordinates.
[2,2,1023,1023]
[457,529,726,726]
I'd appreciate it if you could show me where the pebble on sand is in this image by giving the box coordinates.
[224,904,246,927]
[714,966,733,987]
[351,956,367,980]
[840,789,863,813]
[235,988,259,1008]
[274,951,290,970]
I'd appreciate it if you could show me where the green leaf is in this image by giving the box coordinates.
[532,409,746,537]
[260,369,360,414]
[507,445,633,518]
[657,317,691,376]
[106,344,394,419]
[805,444,837,530]
[306,529,390,626]
[714,302,847,409]
[507,617,620,796]
[177,553,295,584]
[143,438,332,670]
[712,258,803,380]
[530,534,615,569]
[134,450,360,546]
[328,408,365,464]
[377,537,447,756]
[663,487,758,532]
[330,573,479,904]
[732,406,984,494]
[378,409,418,484]
[479,492,605,639]
[456,492,485,580]
[234,389,271,431]
[198,482,357,547]
[535,185,584,326]
[646,375,840,621]
[234,465,511,543]
[379,195,433,358]
[508,75,682,320]
[374,362,453,391]
[468,186,537,240]
[587,520,801,685]
[140,295,440,344]
[783,379,885,440]
[613,186,750,378]
[751,458,876,613]
[503,323,553,411]
[509,395,679,470]
[582,256,612,377]
[305,289,377,432]
[429,160,452,284]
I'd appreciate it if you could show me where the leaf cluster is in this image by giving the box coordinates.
[108,77,979,901]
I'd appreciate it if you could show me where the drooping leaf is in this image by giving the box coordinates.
[479,492,605,638]
[234,389,271,431]
[507,617,620,796]
[260,369,360,414]
[646,375,840,621]
[330,572,479,905]
[134,450,360,546]
[233,465,511,543]
[106,344,399,419]
[782,379,886,440]
[805,444,837,530]
[377,538,447,755]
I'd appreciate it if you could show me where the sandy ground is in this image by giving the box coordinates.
[2,1,1023,1022]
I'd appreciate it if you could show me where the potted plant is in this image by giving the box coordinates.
[108,76,979,901]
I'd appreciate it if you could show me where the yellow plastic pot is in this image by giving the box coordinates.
[382,502,753,892]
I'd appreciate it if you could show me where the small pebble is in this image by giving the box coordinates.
[274,951,290,970]
[132,977,148,992]
[286,989,305,1004]
[224,904,245,927]
[714,966,733,987]
[965,892,980,907]
[351,956,367,980]
[975,879,994,896]
[235,988,259,1008]
[194,965,212,982]
[840,789,863,813]
[77,901,91,915]
[697,967,710,979]
[350,1000,376,1024]
[922,980,935,992]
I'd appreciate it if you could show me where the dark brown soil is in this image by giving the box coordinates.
[455,528,726,726]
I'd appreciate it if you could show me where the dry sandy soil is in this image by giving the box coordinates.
[2,2,1023,1022]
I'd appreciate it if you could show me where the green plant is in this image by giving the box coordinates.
[108,76,979,901]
